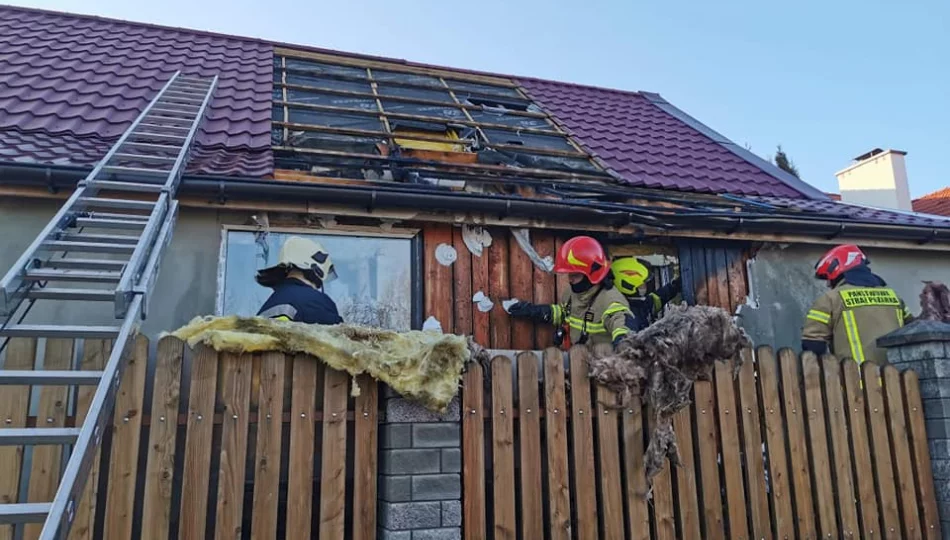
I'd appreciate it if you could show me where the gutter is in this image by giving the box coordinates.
[3,161,950,245]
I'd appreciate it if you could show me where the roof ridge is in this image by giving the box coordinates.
[514,75,649,98]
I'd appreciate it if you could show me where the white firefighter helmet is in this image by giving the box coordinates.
[256,236,337,287]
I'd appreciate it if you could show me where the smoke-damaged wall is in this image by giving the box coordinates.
[739,243,950,350]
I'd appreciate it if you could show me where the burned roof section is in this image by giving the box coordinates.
[271,51,608,187]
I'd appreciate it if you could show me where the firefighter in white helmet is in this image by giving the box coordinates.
[255,236,343,324]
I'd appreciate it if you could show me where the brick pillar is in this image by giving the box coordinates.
[879,319,950,536]
[378,388,461,540]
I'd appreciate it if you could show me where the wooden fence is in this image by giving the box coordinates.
[462,346,942,540]
[0,336,377,540]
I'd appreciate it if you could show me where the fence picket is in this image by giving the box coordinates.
[883,366,921,539]
[544,348,571,540]
[624,398,650,540]
[69,340,109,540]
[141,337,183,540]
[491,356,516,540]
[353,374,378,540]
[863,362,901,536]
[672,407,701,539]
[569,346,600,540]
[736,349,770,540]
[649,409,675,540]
[902,370,942,539]
[594,383,624,540]
[0,338,35,540]
[820,356,860,539]
[319,368,349,540]
[214,353,253,540]
[801,352,837,538]
[694,380,725,539]
[179,345,219,540]
[250,351,286,540]
[714,358,748,540]
[462,362,486,540]
[24,339,74,540]
[778,348,816,539]
[517,352,543,540]
[757,347,794,539]
[842,360,881,538]
[286,355,319,540]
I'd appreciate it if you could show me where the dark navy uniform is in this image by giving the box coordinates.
[625,278,681,332]
[256,278,343,325]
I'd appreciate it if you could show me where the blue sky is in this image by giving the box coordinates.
[9,0,949,197]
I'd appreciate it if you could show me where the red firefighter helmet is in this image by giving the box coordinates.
[553,236,610,284]
[814,244,867,281]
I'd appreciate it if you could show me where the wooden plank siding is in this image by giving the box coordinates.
[677,240,751,310]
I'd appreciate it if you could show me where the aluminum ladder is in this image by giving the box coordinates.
[0,71,218,538]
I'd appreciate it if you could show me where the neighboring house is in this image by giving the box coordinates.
[2,5,950,353]
[913,187,950,217]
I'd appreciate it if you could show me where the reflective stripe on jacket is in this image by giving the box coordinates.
[549,285,634,345]
[802,283,911,366]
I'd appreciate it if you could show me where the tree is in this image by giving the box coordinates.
[773,145,800,178]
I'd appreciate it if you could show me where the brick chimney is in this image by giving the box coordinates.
[836,148,912,210]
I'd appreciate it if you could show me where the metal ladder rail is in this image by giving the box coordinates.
[0,71,183,319]
[0,72,217,538]
[112,74,219,319]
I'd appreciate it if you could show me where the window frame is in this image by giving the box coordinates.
[215,224,424,329]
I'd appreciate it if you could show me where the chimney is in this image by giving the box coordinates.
[835,148,912,210]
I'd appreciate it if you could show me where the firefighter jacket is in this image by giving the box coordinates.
[257,278,344,325]
[549,284,635,346]
[802,276,911,366]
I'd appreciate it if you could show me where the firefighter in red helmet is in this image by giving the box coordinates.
[802,244,912,366]
[507,236,637,349]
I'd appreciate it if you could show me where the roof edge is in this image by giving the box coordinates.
[640,92,830,201]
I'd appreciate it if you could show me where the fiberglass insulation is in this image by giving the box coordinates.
[172,316,476,412]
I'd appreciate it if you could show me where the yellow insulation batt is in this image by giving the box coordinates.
[171,316,474,412]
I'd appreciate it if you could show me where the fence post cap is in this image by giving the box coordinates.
[877,319,950,348]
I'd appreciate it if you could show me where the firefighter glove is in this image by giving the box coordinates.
[506,301,552,323]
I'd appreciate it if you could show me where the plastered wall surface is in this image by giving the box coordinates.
[0,198,238,339]
[739,243,950,350]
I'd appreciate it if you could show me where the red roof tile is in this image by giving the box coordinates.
[913,187,950,217]
[0,5,273,177]
[518,79,808,198]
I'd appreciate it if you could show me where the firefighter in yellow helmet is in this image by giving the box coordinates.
[507,236,637,348]
[611,257,682,331]
[255,236,343,324]
[802,244,912,365]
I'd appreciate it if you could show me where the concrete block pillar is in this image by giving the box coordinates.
[879,319,950,536]
[378,388,462,540]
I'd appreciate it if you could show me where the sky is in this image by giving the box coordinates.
[8,0,949,197]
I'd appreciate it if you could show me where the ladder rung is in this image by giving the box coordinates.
[142,115,192,126]
[137,123,189,132]
[150,103,199,113]
[0,503,50,525]
[0,428,81,445]
[0,324,121,339]
[24,268,121,283]
[164,90,204,98]
[0,370,103,385]
[147,108,195,118]
[40,258,127,271]
[129,131,187,142]
[101,165,170,176]
[73,217,148,230]
[43,240,136,254]
[78,197,157,211]
[26,288,115,301]
[58,232,140,244]
[86,180,165,193]
[122,141,182,151]
[113,152,177,162]
[158,97,203,106]
[81,212,150,221]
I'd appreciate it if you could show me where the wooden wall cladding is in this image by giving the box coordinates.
[424,224,561,350]
[677,240,751,312]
